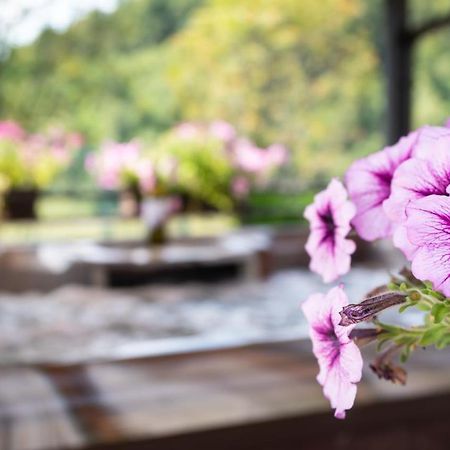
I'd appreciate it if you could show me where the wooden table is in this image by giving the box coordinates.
[1,341,449,450]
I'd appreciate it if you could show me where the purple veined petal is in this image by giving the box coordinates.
[346,132,416,241]
[328,285,356,341]
[411,246,450,297]
[411,125,450,159]
[404,195,450,295]
[301,292,330,324]
[384,134,450,224]
[306,234,355,283]
[392,224,419,260]
[304,179,356,283]
[351,201,394,242]
[405,195,450,247]
[301,287,363,419]
[322,341,362,419]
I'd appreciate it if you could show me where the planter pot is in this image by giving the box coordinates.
[178,193,219,214]
[233,199,251,225]
[119,186,142,218]
[3,189,39,220]
[141,196,180,246]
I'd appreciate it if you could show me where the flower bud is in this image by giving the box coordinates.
[339,292,407,326]
[370,361,407,385]
[370,345,407,385]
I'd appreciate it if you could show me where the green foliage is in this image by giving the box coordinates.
[166,0,383,181]
[1,0,450,203]
[155,131,235,210]
[0,138,71,189]
[376,276,450,362]
[0,0,203,143]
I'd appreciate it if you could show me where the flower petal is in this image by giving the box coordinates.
[346,132,416,241]
[304,179,356,282]
[405,195,450,295]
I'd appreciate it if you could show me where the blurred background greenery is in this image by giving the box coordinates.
[0,0,450,238]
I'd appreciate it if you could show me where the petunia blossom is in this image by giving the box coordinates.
[304,179,356,283]
[232,139,270,174]
[345,131,418,241]
[384,130,450,258]
[301,286,363,419]
[87,140,155,192]
[0,120,25,141]
[403,195,450,297]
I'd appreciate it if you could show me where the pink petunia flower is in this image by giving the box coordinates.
[232,139,269,173]
[345,131,418,241]
[304,179,356,283]
[384,128,450,258]
[301,286,363,419]
[87,141,142,190]
[403,195,450,296]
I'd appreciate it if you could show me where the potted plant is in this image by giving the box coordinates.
[0,121,82,220]
[158,120,289,222]
[86,140,180,245]
[86,140,153,218]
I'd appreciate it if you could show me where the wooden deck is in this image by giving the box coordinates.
[0,342,449,450]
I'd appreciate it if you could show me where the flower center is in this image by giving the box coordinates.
[319,205,336,243]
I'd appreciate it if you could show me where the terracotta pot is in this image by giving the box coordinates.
[3,188,39,220]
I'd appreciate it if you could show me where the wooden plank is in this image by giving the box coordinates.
[0,367,84,450]
[1,343,450,450]
[80,391,450,450]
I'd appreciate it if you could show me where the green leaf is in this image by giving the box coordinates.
[416,302,432,312]
[399,302,414,313]
[419,325,447,347]
[400,345,411,363]
[431,303,449,323]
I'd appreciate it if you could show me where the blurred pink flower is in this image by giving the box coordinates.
[0,120,25,141]
[345,132,417,241]
[87,141,142,190]
[445,118,450,128]
[232,139,269,173]
[404,195,450,296]
[67,132,84,149]
[304,179,356,283]
[233,140,288,174]
[231,176,250,198]
[136,159,156,193]
[302,286,363,419]
[209,120,236,143]
[266,143,288,166]
[175,122,202,140]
